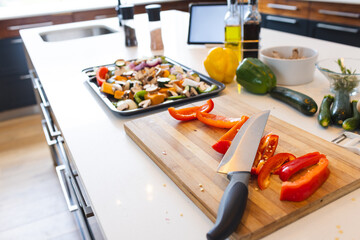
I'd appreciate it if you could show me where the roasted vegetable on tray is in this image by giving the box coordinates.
[95,56,219,111]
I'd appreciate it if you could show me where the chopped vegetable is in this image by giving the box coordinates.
[96,67,109,87]
[257,153,296,190]
[101,81,115,95]
[280,157,330,202]
[279,152,325,182]
[251,133,279,175]
[168,99,214,121]
[196,111,242,129]
[212,116,249,154]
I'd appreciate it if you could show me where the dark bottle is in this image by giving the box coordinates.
[243,0,261,59]
[116,0,122,26]
[120,5,137,47]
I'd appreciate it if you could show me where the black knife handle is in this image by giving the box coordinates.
[207,172,250,240]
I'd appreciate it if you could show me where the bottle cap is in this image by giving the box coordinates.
[145,4,161,22]
[120,5,134,20]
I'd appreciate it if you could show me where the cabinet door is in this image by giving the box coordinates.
[308,21,360,47]
[0,37,28,76]
[259,0,310,19]
[262,13,308,36]
[0,74,36,112]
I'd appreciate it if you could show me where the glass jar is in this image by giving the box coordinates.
[120,5,137,47]
[145,4,164,51]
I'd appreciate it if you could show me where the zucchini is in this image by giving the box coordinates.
[157,77,170,88]
[197,84,218,94]
[318,95,334,128]
[342,100,360,131]
[330,89,352,125]
[167,95,186,100]
[269,86,318,116]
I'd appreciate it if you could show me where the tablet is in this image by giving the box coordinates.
[187,3,227,44]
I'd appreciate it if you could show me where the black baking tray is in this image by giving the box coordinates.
[82,56,225,116]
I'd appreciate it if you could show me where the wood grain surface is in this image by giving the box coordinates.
[124,96,360,240]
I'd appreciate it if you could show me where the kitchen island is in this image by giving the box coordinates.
[20,10,360,240]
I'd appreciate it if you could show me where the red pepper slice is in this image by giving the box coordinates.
[279,152,325,181]
[168,99,214,121]
[96,66,109,87]
[196,111,243,129]
[257,153,296,190]
[251,133,279,175]
[211,116,249,154]
[280,157,330,202]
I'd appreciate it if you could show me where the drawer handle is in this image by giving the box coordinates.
[56,138,94,218]
[70,175,94,218]
[318,9,360,19]
[56,165,78,212]
[10,38,23,44]
[94,15,108,19]
[19,74,31,80]
[267,3,298,11]
[316,23,359,34]
[40,103,61,137]
[266,15,298,24]
[7,21,53,31]
[41,119,57,146]
[34,78,49,107]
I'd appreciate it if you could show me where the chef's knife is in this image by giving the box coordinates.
[207,110,270,240]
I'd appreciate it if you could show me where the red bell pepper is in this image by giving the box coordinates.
[211,116,249,154]
[257,153,296,190]
[96,66,109,87]
[251,133,279,175]
[168,99,214,121]
[279,152,326,181]
[280,157,330,202]
[196,111,244,129]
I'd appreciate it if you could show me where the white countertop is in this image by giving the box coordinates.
[20,10,360,240]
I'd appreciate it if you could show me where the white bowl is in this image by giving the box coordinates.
[260,46,318,86]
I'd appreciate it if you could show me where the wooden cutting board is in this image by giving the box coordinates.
[124,95,360,240]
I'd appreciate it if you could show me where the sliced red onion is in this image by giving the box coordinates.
[146,57,161,67]
[128,61,136,69]
[134,61,146,71]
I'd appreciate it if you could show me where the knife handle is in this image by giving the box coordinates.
[207,172,250,240]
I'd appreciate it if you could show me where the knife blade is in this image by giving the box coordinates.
[207,110,270,240]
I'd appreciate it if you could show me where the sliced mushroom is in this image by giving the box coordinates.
[168,90,178,97]
[198,82,209,92]
[183,86,190,98]
[122,90,132,99]
[116,101,129,111]
[190,87,199,96]
[144,84,159,93]
[135,70,145,81]
[124,81,131,90]
[173,84,183,94]
[164,83,174,88]
[112,83,123,92]
[139,99,151,108]
[155,67,164,77]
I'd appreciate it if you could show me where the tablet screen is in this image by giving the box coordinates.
[188,4,227,44]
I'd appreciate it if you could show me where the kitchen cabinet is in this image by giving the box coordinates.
[29,68,103,240]
[0,37,36,112]
[258,0,360,47]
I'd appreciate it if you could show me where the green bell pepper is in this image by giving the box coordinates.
[236,58,276,94]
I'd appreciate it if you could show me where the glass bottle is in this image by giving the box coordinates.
[120,5,137,47]
[243,0,261,58]
[145,4,164,51]
[224,0,241,61]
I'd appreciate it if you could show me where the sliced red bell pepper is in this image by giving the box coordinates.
[257,153,296,190]
[280,157,330,202]
[251,133,279,175]
[279,152,326,181]
[211,116,249,154]
[168,99,214,121]
[212,140,232,155]
[96,66,109,87]
[196,111,244,129]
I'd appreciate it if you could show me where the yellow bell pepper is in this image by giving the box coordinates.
[204,47,238,84]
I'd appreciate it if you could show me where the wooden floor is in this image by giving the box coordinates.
[0,114,81,240]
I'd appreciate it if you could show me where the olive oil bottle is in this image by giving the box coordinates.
[224,0,241,61]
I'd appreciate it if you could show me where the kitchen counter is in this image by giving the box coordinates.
[20,10,360,240]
